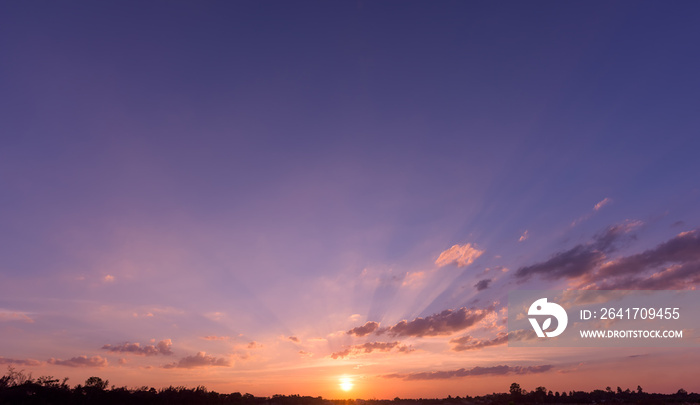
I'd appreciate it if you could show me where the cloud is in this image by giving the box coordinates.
[519,230,529,242]
[595,229,700,279]
[513,225,700,290]
[380,307,492,337]
[515,223,638,281]
[162,352,230,369]
[384,364,553,380]
[331,342,414,359]
[591,260,700,290]
[474,279,492,291]
[0,357,42,366]
[556,363,585,374]
[102,339,173,356]
[435,244,484,267]
[104,274,115,282]
[288,336,300,343]
[450,330,534,351]
[48,356,108,368]
[0,310,34,323]
[247,341,261,349]
[402,271,426,287]
[571,198,613,226]
[573,229,700,290]
[202,335,231,341]
[347,321,380,337]
[594,198,611,211]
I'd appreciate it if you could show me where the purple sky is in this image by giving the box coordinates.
[1,1,699,398]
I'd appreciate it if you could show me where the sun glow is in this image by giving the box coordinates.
[339,377,354,392]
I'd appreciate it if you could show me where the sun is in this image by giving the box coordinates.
[339,377,354,392]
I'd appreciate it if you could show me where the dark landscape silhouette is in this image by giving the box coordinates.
[1,367,697,404]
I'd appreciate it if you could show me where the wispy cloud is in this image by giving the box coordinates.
[435,244,484,267]
[582,229,700,289]
[594,198,611,211]
[0,357,42,366]
[330,341,414,359]
[513,223,700,290]
[162,352,230,369]
[450,329,534,351]
[402,271,427,287]
[379,307,493,337]
[572,197,613,226]
[102,339,173,356]
[384,364,553,380]
[596,229,700,279]
[518,230,529,242]
[0,310,34,323]
[48,356,108,368]
[515,222,639,281]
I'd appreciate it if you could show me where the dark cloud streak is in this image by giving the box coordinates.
[384,364,553,380]
[48,356,108,368]
[162,352,230,369]
[596,230,700,279]
[379,307,492,338]
[450,329,534,351]
[515,223,635,281]
[331,341,413,359]
[102,339,173,356]
[347,321,380,337]
[0,357,42,366]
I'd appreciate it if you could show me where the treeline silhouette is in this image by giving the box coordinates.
[1,367,697,404]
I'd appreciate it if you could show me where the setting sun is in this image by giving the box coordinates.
[339,377,354,392]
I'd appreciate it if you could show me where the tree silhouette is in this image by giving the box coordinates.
[0,369,698,405]
[510,382,522,396]
[85,376,109,390]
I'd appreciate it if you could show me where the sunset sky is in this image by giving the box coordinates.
[1,1,700,399]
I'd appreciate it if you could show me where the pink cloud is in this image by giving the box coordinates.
[0,357,42,366]
[518,230,529,242]
[102,339,173,356]
[435,243,484,267]
[594,197,612,211]
[202,335,231,341]
[347,321,380,337]
[162,352,230,369]
[48,355,108,368]
[0,311,34,323]
[330,341,414,359]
